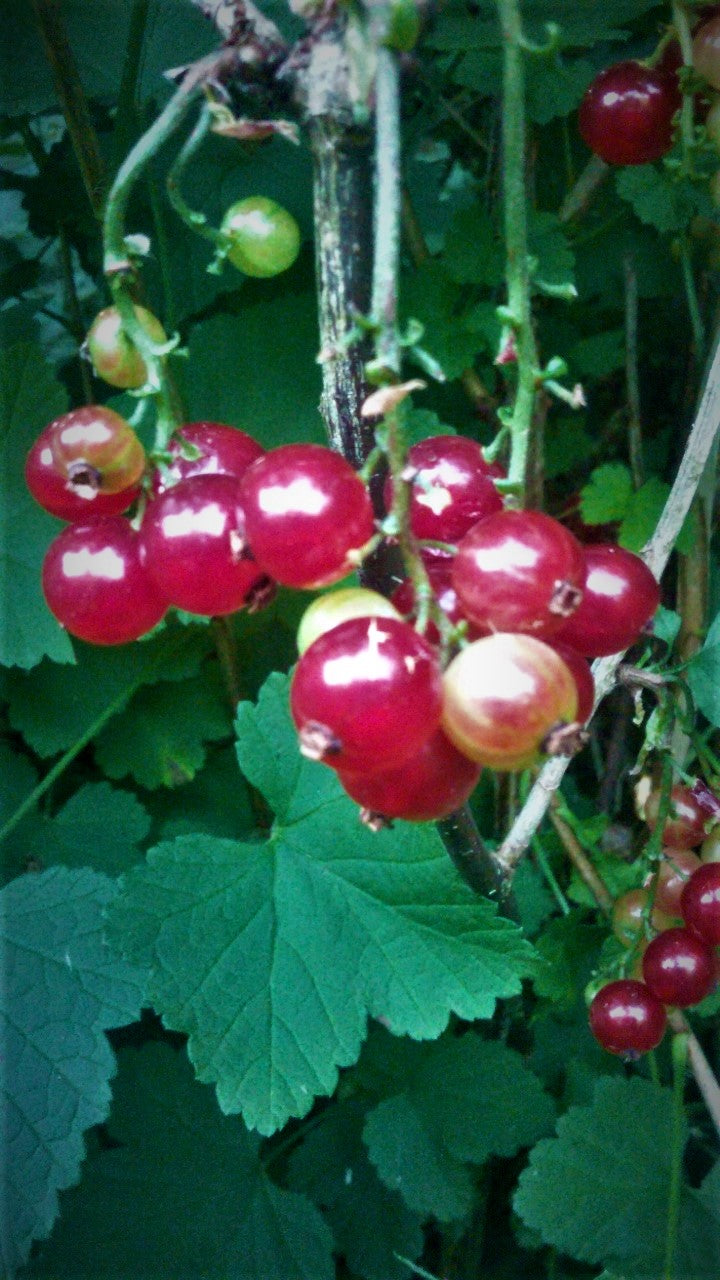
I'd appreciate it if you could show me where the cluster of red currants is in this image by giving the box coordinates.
[589,782,720,1057]
[578,10,720,167]
[26,415,662,823]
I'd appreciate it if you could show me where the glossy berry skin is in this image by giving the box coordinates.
[644,849,703,915]
[25,429,140,520]
[42,517,167,645]
[220,197,300,278]
[680,863,720,945]
[554,544,660,657]
[153,421,264,493]
[290,616,443,773]
[644,784,711,850]
[240,444,375,589]
[46,406,146,495]
[85,304,166,389]
[453,510,586,640]
[139,474,272,617]
[296,588,400,655]
[391,548,485,644]
[693,17,720,90]
[589,980,667,1056]
[441,633,579,770]
[549,644,595,723]
[337,729,481,822]
[642,927,717,1007]
[611,888,675,946]
[578,61,680,166]
[383,435,503,542]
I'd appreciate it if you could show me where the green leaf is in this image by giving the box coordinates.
[687,611,720,726]
[569,330,625,378]
[619,477,698,556]
[6,622,211,757]
[1,867,146,1275]
[567,852,640,909]
[25,1042,335,1280]
[0,343,74,669]
[526,58,595,125]
[533,915,606,1006]
[652,605,682,647]
[94,661,233,789]
[2,780,151,884]
[514,1076,720,1276]
[528,212,575,290]
[441,203,504,287]
[363,1035,555,1219]
[363,1093,474,1221]
[579,463,632,525]
[403,408,456,448]
[108,673,535,1134]
[615,167,705,235]
[401,262,489,379]
[287,1098,424,1280]
[186,295,324,449]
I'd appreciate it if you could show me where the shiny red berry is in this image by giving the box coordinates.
[452,510,586,640]
[644,784,711,850]
[384,435,503,542]
[337,729,481,823]
[290,616,443,773]
[153,421,264,493]
[554,544,660,657]
[139,474,272,617]
[26,428,140,521]
[42,517,167,645]
[241,444,375,589]
[578,61,680,166]
[46,406,146,495]
[589,979,667,1056]
[642,927,717,1007]
[680,862,720,946]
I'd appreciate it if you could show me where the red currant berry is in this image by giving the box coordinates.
[589,979,667,1056]
[25,429,140,521]
[611,889,674,946]
[42,517,167,645]
[384,435,503,542]
[452,510,586,640]
[139,474,273,617]
[240,444,375,589]
[693,16,720,90]
[644,783,710,850]
[297,588,400,655]
[642,927,717,1007]
[153,421,264,493]
[553,544,660,657]
[337,729,481,823]
[391,548,485,644]
[290,616,443,773]
[441,633,579,770]
[549,644,595,723]
[643,849,703,916]
[578,61,680,166]
[680,862,720,946]
[220,197,300,278]
[85,305,167,390]
[46,406,146,496]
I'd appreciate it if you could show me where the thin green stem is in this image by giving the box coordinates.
[664,1031,688,1280]
[104,85,200,269]
[624,252,645,487]
[165,105,218,246]
[671,1,696,159]
[371,47,402,376]
[57,223,93,402]
[678,235,705,356]
[146,157,177,334]
[496,0,540,503]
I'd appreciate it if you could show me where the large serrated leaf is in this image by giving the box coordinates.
[107,673,535,1134]
[25,1042,335,1280]
[1,867,146,1276]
